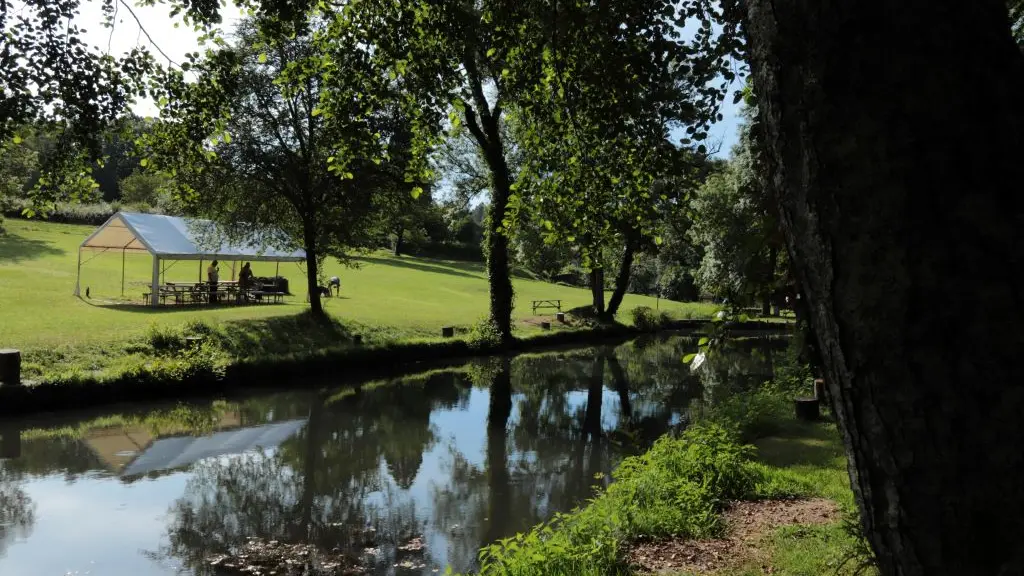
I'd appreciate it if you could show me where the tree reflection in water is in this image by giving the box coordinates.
[0,463,35,559]
[139,336,780,575]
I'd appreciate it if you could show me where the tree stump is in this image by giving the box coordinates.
[0,349,21,386]
[441,326,455,338]
[541,321,551,330]
[814,378,827,402]
[794,397,820,421]
[556,312,566,323]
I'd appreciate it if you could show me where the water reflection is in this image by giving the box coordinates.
[0,335,781,576]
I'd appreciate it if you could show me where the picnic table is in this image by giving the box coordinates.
[143,281,286,306]
[532,299,562,314]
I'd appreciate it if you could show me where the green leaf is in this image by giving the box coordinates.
[258,53,268,64]
[698,337,709,346]
[12,135,22,144]
[411,186,423,199]
[223,132,232,144]
[682,353,697,364]
[140,158,149,167]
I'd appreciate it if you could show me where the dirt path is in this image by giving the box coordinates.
[626,498,840,574]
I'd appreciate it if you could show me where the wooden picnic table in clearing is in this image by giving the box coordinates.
[142,281,287,306]
[532,299,562,314]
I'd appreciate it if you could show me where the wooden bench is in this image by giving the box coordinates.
[531,299,562,314]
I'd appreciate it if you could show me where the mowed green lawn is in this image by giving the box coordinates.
[0,218,716,349]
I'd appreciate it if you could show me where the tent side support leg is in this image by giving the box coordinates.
[121,248,127,296]
[151,256,161,307]
[199,258,203,283]
[74,247,82,297]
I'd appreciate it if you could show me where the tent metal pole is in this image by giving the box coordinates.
[121,247,126,296]
[275,262,279,278]
[199,258,203,283]
[74,247,82,296]
[151,256,161,307]
[231,261,236,282]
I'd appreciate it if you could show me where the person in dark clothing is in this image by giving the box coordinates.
[238,262,254,303]
[207,260,220,304]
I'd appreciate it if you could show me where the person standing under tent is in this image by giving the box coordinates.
[238,262,254,303]
[207,260,220,304]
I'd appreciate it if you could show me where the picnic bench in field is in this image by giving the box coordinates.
[143,281,287,306]
[531,299,562,314]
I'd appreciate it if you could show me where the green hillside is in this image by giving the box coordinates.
[0,218,716,350]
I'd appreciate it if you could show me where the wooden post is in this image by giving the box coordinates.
[0,349,21,386]
[541,321,551,330]
[556,312,566,323]
[441,326,455,338]
[814,378,827,402]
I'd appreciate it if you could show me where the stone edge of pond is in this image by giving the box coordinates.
[0,319,792,416]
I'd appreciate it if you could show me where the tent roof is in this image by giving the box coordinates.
[80,212,306,262]
[120,419,308,477]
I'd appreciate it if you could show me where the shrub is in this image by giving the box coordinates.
[468,317,503,350]
[631,306,669,332]
[145,323,184,353]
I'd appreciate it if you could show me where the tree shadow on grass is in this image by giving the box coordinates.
[213,312,355,359]
[356,255,484,280]
[0,230,66,262]
[753,420,846,469]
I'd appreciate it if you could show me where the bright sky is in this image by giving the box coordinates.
[75,0,742,156]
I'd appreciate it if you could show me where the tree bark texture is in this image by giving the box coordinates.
[605,243,636,319]
[483,147,515,343]
[742,1,1024,574]
[303,226,324,318]
[590,267,606,316]
[393,225,404,257]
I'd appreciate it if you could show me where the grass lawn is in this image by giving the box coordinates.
[0,218,717,351]
[706,419,875,576]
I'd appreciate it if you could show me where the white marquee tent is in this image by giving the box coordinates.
[76,211,306,305]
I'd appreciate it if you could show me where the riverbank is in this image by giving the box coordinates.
[467,348,875,576]
[0,313,793,416]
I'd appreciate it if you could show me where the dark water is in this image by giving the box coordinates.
[0,335,782,576]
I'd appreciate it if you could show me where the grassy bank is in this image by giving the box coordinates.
[467,347,874,576]
[0,306,790,415]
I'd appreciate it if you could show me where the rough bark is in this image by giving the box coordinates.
[393,225,404,257]
[605,243,636,319]
[590,268,606,317]
[483,149,515,342]
[303,225,323,318]
[742,1,1024,574]
[463,58,514,344]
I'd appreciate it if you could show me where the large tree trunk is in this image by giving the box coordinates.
[590,267,606,316]
[484,153,514,343]
[303,226,324,318]
[393,225,405,257]
[604,243,636,319]
[742,1,1024,574]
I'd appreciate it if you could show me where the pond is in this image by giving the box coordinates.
[0,334,783,576]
